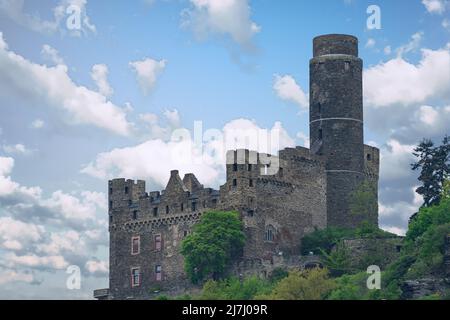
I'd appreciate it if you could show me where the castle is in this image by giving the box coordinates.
[94,34,380,300]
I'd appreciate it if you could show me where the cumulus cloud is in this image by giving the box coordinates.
[273,74,309,110]
[365,38,376,49]
[364,42,450,107]
[129,58,166,95]
[0,155,108,284]
[139,109,182,140]
[85,259,109,276]
[0,0,96,36]
[91,64,113,98]
[181,0,260,51]
[0,32,132,136]
[422,0,448,14]
[82,118,295,188]
[2,143,31,155]
[31,119,45,129]
[41,44,64,65]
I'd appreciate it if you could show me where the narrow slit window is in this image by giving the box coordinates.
[319,128,323,140]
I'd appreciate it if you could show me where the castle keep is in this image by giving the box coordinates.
[94,35,380,300]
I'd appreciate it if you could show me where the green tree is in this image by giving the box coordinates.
[181,211,245,284]
[259,268,336,300]
[411,136,450,207]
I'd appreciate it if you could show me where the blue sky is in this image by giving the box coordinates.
[0,0,449,299]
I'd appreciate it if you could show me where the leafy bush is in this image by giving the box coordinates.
[181,211,245,284]
[301,226,396,255]
[258,268,336,300]
[196,276,272,300]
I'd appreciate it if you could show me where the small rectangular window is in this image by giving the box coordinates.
[181,203,184,212]
[128,200,132,206]
[233,163,238,172]
[155,234,162,251]
[155,265,162,281]
[131,236,140,255]
[248,164,252,171]
[166,205,169,214]
[319,129,323,140]
[109,187,113,194]
[249,179,253,187]
[125,186,129,194]
[109,200,112,209]
[191,202,197,211]
[109,215,113,223]
[132,210,138,220]
[233,179,237,187]
[131,268,140,287]
[153,207,158,217]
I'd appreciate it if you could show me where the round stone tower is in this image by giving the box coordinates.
[309,34,365,228]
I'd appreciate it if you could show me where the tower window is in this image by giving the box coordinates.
[155,234,162,251]
[247,210,254,217]
[155,265,162,281]
[212,199,217,206]
[109,200,112,209]
[265,225,276,242]
[191,202,197,211]
[153,207,158,217]
[367,154,372,161]
[279,167,284,177]
[109,187,113,194]
[181,203,184,212]
[166,205,169,214]
[248,164,252,171]
[132,210,138,220]
[318,129,323,140]
[109,215,113,223]
[345,61,350,71]
[125,186,129,194]
[249,179,254,187]
[131,236,140,255]
[183,230,188,238]
[233,163,238,172]
[233,179,237,187]
[131,268,140,287]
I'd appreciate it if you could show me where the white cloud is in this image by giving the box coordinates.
[365,38,376,48]
[379,139,416,181]
[31,119,45,129]
[41,44,64,65]
[0,32,132,136]
[6,253,69,270]
[296,132,310,148]
[2,143,31,155]
[273,74,309,110]
[384,45,392,55]
[0,269,35,285]
[422,0,447,14]
[91,64,113,98]
[85,259,108,275]
[181,0,260,50]
[139,109,182,140]
[364,42,450,107]
[443,18,450,31]
[0,0,96,36]
[82,118,295,188]
[0,156,41,198]
[396,32,423,57]
[0,217,45,251]
[129,58,166,95]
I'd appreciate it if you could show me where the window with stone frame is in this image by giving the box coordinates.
[132,210,138,220]
[264,225,276,242]
[155,265,162,281]
[153,207,158,217]
[155,234,162,251]
[131,236,140,255]
[131,267,140,287]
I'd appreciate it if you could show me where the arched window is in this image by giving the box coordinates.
[264,225,276,242]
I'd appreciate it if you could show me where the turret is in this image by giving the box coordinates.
[309,34,367,228]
